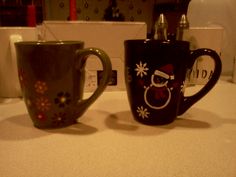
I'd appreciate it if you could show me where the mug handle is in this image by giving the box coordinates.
[178,48,222,115]
[74,48,112,117]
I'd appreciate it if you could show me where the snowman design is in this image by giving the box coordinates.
[143,64,175,110]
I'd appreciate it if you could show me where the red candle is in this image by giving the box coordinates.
[70,0,77,20]
[27,4,36,27]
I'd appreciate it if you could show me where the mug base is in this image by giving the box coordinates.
[33,119,78,129]
[133,116,175,126]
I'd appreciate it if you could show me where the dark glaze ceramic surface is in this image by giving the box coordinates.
[125,39,221,125]
[15,41,112,129]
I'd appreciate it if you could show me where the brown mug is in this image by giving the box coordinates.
[15,41,112,129]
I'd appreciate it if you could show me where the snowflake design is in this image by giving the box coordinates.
[135,61,149,78]
[35,97,51,111]
[54,92,71,108]
[36,112,47,121]
[34,81,48,94]
[136,106,150,119]
[52,112,67,126]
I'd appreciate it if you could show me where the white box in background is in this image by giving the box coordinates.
[39,21,147,91]
[183,27,224,85]
[0,27,37,98]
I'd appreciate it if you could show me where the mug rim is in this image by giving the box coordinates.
[14,40,84,46]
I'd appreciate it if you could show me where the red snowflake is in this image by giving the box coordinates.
[34,81,48,94]
[35,97,51,111]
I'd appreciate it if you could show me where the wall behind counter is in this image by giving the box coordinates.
[44,0,155,33]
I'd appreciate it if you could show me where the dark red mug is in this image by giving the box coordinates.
[124,39,222,125]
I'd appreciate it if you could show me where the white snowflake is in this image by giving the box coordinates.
[137,106,150,119]
[135,61,149,78]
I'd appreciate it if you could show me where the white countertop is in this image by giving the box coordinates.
[1,78,236,177]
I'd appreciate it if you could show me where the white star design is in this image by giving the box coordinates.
[137,106,150,119]
[135,61,149,78]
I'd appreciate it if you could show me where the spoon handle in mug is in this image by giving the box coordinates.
[178,48,222,115]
